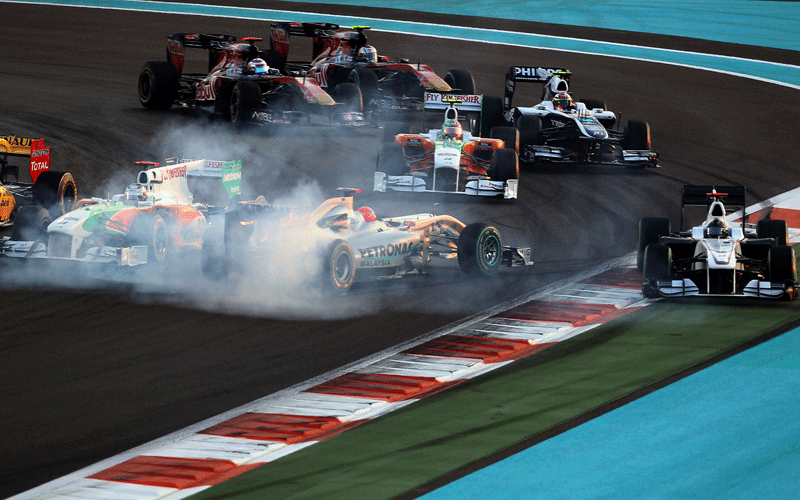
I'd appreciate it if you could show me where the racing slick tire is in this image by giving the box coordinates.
[332,82,364,113]
[323,240,356,292]
[637,217,671,271]
[32,171,77,217]
[768,245,797,284]
[382,121,411,143]
[230,81,262,125]
[444,69,476,94]
[138,61,178,110]
[491,126,519,153]
[347,68,379,108]
[457,222,503,278]
[623,120,652,151]
[10,205,51,242]
[480,95,504,138]
[491,148,519,183]
[757,219,789,246]
[377,142,407,177]
[130,214,168,264]
[643,243,672,298]
[516,115,543,148]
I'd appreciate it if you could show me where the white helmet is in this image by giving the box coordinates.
[124,183,147,203]
[358,46,378,64]
[247,58,269,74]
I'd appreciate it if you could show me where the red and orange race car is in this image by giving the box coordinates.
[0,136,76,238]
[138,33,364,125]
[374,95,520,199]
[264,23,475,119]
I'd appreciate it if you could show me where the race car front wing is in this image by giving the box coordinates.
[647,277,797,300]
[0,238,148,266]
[374,172,518,199]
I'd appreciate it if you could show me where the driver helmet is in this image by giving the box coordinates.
[553,92,574,111]
[440,119,463,140]
[704,218,729,238]
[124,183,148,204]
[358,45,378,64]
[357,206,377,223]
[247,58,269,74]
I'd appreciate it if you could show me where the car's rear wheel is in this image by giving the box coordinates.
[324,240,356,292]
[457,222,502,278]
[347,68,379,108]
[332,82,363,113]
[444,69,475,94]
[230,81,262,124]
[32,171,76,218]
[138,61,178,110]
[377,142,407,177]
[516,115,543,148]
[479,95,504,138]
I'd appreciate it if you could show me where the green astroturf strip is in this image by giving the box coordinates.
[190,299,800,500]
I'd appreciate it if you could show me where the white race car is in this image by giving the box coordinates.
[638,185,798,299]
[374,93,520,199]
[1,158,238,267]
[201,188,532,290]
[500,66,658,168]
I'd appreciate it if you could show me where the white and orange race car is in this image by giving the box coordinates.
[201,188,532,291]
[1,158,239,266]
[0,136,77,236]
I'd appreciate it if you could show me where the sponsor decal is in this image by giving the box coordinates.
[406,137,422,146]
[162,165,187,180]
[426,93,481,105]
[30,161,49,171]
[31,148,49,157]
[359,242,414,258]
[551,119,566,128]
[196,78,217,101]
[409,171,428,177]
[0,136,32,147]
[221,160,242,199]
[203,160,225,171]
[466,174,489,181]
[477,142,493,150]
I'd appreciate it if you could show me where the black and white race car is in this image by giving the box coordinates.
[499,66,658,168]
[638,185,798,300]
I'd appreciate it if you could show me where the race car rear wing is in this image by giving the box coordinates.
[0,135,50,183]
[133,158,242,205]
[167,33,238,74]
[268,22,361,70]
[504,66,571,112]
[681,185,746,230]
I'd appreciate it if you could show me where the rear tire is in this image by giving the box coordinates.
[444,69,475,94]
[377,142,406,177]
[757,219,788,246]
[32,171,77,217]
[332,82,363,112]
[138,61,178,110]
[323,240,356,292]
[457,223,503,278]
[480,95,504,138]
[637,217,670,271]
[10,205,51,242]
[230,81,262,124]
[347,68,379,108]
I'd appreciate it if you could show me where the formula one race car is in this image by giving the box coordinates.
[374,94,520,198]
[1,158,239,267]
[1,136,77,236]
[638,185,798,299]
[499,66,658,168]
[201,188,532,291]
[264,23,475,119]
[138,33,364,125]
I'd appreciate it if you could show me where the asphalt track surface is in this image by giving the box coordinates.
[1,2,800,498]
